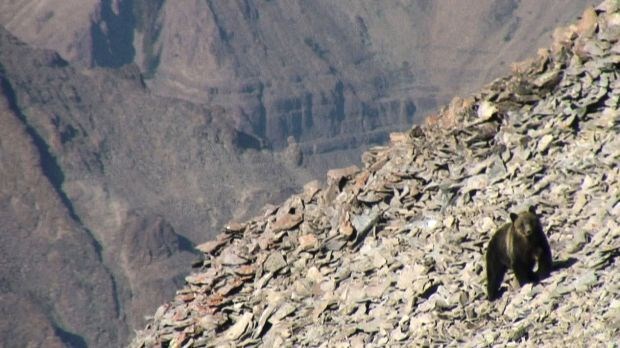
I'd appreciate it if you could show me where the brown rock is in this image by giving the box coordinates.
[272,210,304,233]
[298,234,319,251]
[575,6,599,38]
[327,165,360,183]
[195,234,230,254]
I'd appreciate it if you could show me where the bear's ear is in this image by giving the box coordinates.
[528,205,536,214]
[510,212,519,222]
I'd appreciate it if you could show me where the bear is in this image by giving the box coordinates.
[485,206,553,301]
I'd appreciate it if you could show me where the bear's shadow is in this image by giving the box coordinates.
[552,257,578,271]
[496,257,578,298]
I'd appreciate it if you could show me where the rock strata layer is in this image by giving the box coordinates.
[132,2,620,346]
[0,0,597,158]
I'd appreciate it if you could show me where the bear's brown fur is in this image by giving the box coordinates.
[486,206,553,301]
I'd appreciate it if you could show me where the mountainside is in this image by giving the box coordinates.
[0,81,126,347]
[0,1,596,158]
[0,1,604,347]
[0,28,314,347]
[132,2,620,346]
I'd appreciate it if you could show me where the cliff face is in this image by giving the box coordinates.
[132,2,620,346]
[0,1,596,156]
[0,80,126,347]
[148,0,600,151]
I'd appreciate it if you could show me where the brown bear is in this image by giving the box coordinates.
[486,206,553,301]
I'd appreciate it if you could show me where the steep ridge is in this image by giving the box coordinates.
[132,2,619,346]
[0,78,126,346]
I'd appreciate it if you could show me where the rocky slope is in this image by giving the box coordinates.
[131,2,620,346]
